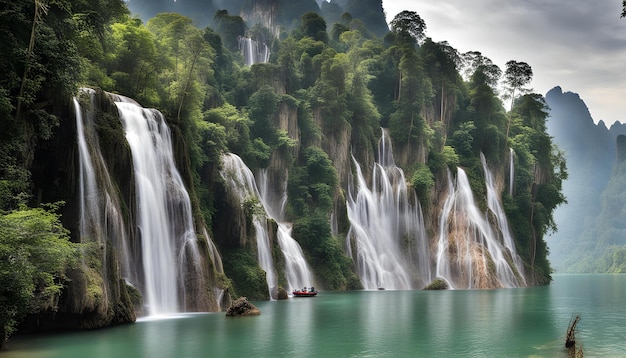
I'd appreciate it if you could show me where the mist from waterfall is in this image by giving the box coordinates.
[346,128,431,290]
[238,36,270,66]
[115,96,204,315]
[435,156,525,289]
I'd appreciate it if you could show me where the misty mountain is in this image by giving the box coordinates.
[580,135,626,272]
[124,0,389,36]
[125,0,218,26]
[544,86,626,271]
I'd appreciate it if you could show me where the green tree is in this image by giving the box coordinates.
[503,60,533,112]
[460,51,501,88]
[107,16,161,104]
[420,39,463,129]
[0,0,126,210]
[390,10,427,45]
[0,204,78,347]
[297,12,328,43]
[213,10,246,52]
[507,93,567,282]
[249,85,280,146]
[502,59,533,150]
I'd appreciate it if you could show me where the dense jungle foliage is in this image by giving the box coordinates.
[1,0,566,345]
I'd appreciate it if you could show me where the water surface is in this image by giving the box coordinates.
[4,274,625,357]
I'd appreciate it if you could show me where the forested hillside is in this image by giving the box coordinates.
[0,0,566,347]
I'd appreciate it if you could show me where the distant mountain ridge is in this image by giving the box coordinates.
[125,0,389,36]
[545,86,626,271]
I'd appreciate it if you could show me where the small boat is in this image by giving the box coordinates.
[292,287,317,297]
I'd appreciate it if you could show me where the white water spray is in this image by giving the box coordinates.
[346,129,430,290]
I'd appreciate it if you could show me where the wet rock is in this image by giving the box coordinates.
[277,287,289,300]
[226,297,261,317]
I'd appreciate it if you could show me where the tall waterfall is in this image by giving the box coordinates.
[481,153,526,286]
[114,96,205,315]
[74,90,133,303]
[258,169,313,293]
[220,154,313,297]
[346,129,431,290]
[220,154,278,298]
[238,36,270,66]
[435,156,525,289]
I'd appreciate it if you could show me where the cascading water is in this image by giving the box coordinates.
[346,129,431,290]
[74,89,133,289]
[114,96,205,315]
[435,158,525,289]
[508,147,515,196]
[238,36,270,66]
[481,153,526,286]
[258,169,313,293]
[220,153,278,299]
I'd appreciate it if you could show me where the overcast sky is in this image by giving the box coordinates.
[381,0,626,125]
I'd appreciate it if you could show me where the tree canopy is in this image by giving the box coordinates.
[390,10,427,44]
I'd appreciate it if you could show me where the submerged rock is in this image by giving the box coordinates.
[226,297,261,317]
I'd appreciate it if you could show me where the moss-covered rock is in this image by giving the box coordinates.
[424,278,449,290]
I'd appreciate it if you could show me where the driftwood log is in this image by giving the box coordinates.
[565,314,583,357]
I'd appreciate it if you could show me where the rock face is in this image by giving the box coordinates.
[226,297,261,317]
[545,86,626,271]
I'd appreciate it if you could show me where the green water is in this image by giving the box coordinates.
[3,274,625,357]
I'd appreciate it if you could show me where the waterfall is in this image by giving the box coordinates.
[508,148,514,195]
[258,169,313,293]
[114,96,204,315]
[238,36,270,66]
[435,161,524,289]
[74,89,133,291]
[481,153,526,286]
[346,128,430,290]
[220,154,278,299]
[435,171,456,286]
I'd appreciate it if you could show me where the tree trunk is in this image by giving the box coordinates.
[16,0,48,120]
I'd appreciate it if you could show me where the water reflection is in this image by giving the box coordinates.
[4,275,626,357]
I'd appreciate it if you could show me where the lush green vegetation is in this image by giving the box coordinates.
[0,203,78,346]
[0,0,568,343]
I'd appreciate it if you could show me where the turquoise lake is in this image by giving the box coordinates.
[3,274,625,357]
